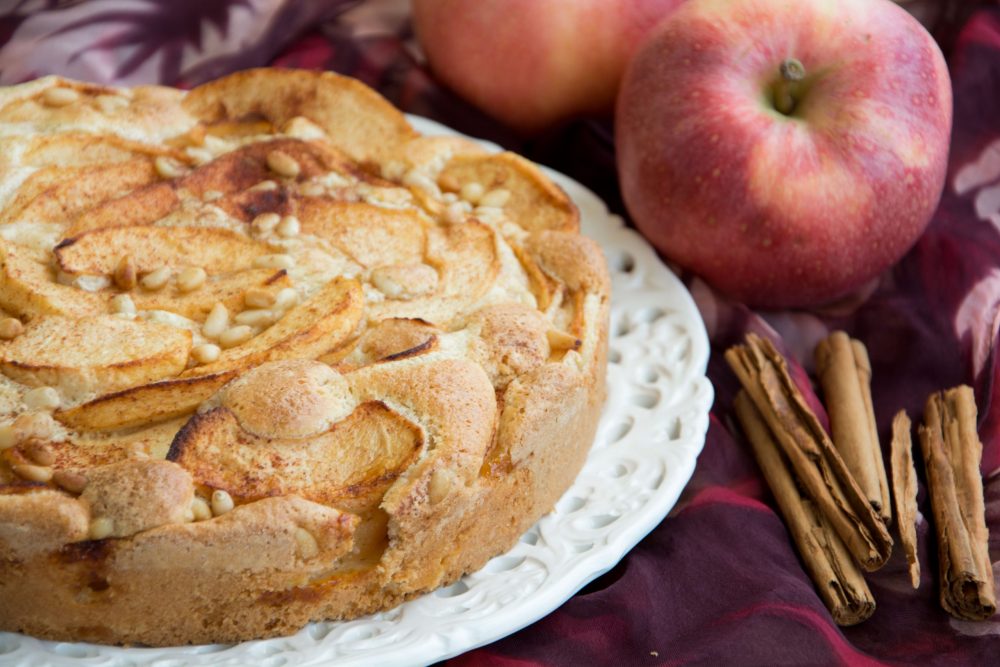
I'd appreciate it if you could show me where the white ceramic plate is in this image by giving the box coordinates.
[0,116,713,667]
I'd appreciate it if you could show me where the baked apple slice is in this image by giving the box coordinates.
[56,277,363,431]
[0,160,158,228]
[181,68,417,165]
[0,315,191,402]
[133,269,291,322]
[295,199,427,269]
[55,225,267,277]
[437,152,579,232]
[0,241,107,317]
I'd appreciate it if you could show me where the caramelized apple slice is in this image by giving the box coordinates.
[182,68,417,165]
[44,417,190,467]
[55,372,236,431]
[296,199,427,269]
[180,138,356,198]
[169,402,421,514]
[58,278,363,431]
[437,152,579,232]
[185,276,363,376]
[55,225,267,276]
[63,138,358,235]
[0,241,107,318]
[0,161,159,227]
[367,220,499,323]
[64,182,179,237]
[133,269,291,321]
[15,133,180,169]
[0,315,191,402]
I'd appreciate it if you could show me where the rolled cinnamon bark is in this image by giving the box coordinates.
[890,410,920,589]
[815,332,892,523]
[726,334,892,571]
[919,386,996,621]
[735,391,875,625]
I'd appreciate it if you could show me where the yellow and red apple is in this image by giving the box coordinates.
[412,0,685,132]
[616,0,952,308]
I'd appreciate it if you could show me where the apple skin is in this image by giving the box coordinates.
[412,0,685,132]
[616,0,952,308]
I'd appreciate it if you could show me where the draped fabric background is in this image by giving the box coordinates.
[3,0,1000,664]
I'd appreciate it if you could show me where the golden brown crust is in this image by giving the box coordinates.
[0,68,610,646]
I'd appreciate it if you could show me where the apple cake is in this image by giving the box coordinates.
[0,69,609,646]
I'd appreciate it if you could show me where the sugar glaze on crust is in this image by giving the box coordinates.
[0,69,609,646]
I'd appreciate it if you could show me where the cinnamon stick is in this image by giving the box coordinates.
[890,410,920,589]
[918,386,996,621]
[815,332,892,523]
[735,391,875,625]
[726,334,892,571]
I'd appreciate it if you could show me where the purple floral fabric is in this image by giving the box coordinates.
[4,0,1000,664]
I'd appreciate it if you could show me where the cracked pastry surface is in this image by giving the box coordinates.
[0,68,610,646]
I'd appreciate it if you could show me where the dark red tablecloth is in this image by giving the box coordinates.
[4,1,1000,664]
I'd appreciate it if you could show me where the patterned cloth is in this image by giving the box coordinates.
[3,0,1000,664]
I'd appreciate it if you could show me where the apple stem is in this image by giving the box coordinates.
[774,58,806,116]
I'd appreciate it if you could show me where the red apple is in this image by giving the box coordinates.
[412,0,685,132]
[616,0,952,308]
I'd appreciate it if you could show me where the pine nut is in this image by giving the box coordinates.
[13,463,52,483]
[176,266,207,293]
[24,386,60,411]
[202,303,229,339]
[95,94,128,113]
[473,205,504,221]
[219,325,253,349]
[249,180,278,192]
[276,215,300,238]
[444,201,467,225]
[372,270,404,299]
[211,489,234,516]
[283,116,326,140]
[267,150,300,178]
[114,256,137,290]
[191,497,212,521]
[185,147,213,164]
[244,287,276,308]
[381,160,406,181]
[253,254,295,270]
[42,87,78,107]
[547,329,581,351]
[251,212,280,237]
[53,470,88,494]
[110,294,136,315]
[273,287,299,311]
[460,182,484,204]
[295,527,319,559]
[25,441,55,466]
[141,266,172,291]
[402,169,440,195]
[154,156,184,179]
[479,188,511,208]
[299,182,325,197]
[234,309,275,327]
[88,517,115,540]
[0,317,23,340]
[191,343,221,364]
[428,468,454,505]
